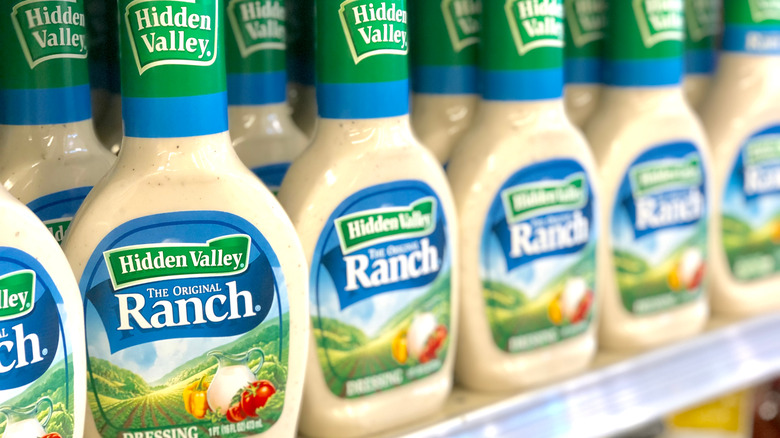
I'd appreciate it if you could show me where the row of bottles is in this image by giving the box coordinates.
[0,1,779,438]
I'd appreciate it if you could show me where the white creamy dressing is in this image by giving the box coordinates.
[586,87,711,349]
[447,100,597,389]
[701,55,780,315]
[0,187,87,438]
[62,132,309,437]
[288,83,317,138]
[564,84,601,128]
[229,104,308,177]
[278,116,458,437]
[411,94,478,164]
[0,120,116,204]
[683,75,712,111]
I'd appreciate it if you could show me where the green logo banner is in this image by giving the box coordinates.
[104,234,251,289]
[338,0,408,63]
[11,0,88,68]
[227,0,285,58]
[501,173,587,223]
[124,0,219,74]
[749,0,780,22]
[442,0,481,52]
[0,270,36,321]
[629,154,703,197]
[745,135,780,165]
[505,0,564,55]
[686,0,719,44]
[335,197,437,254]
[633,0,684,47]
[565,0,606,48]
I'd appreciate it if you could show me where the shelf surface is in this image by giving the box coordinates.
[371,314,780,438]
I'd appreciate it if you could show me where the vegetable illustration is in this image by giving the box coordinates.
[547,293,564,325]
[183,376,210,419]
[226,404,247,423]
[42,434,62,438]
[407,313,437,359]
[570,291,593,324]
[391,329,409,364]
[669,248,705,291]
[240,380,277,418]
[206,348,265,415]
[419,325,448,363]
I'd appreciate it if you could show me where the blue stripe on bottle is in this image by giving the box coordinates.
[603,58,683,86]
[685,49,717,74]
[480,68,563,101]
[565,58,602,84]
[0,85,91,125]
[228,72,287,105]
[123,91,229,138]
[318,79,409,119]
[411,66,478,94]
[723,25,780,54]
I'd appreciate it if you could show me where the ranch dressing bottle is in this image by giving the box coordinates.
[0,188,87,438]
[0,0,116,245]
[286,0,316,137]
[448,0,599,391]
[226,0,307,193]
[683,0,720,109]
[587,0,711,349]
[278,0,458,435]
[61,0,309,436]
[409,0,480,164]
[702,1,780,315]
[563,0,607,127]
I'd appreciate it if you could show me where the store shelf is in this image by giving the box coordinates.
[375,313,780,438]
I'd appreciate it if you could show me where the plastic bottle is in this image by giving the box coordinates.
[587,0,710,350]
[683,0,720,109]
[409,0,480,164]
[0,188,87,438]
[226,0,308,193]
[702,1,780,315]
[564,0,607,127]
[448,0,598,391]
[61,0,309,435]
[286,0,316,137]
[0,0,116,245]
[278,0,458,435]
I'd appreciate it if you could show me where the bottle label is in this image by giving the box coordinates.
[721,125,780,282]
[409,0,480,94]
[564,0,606,84]
[604,0,684,86]
[611,142,708,314]
[119,0,228,138]
[310,181,451,398]
[225,0,287,105]
[80,211,289,437]
[316,0,409,119]
[0,247,76,438]
[251,162,290,195]
[481,0,564,100]
[684,0,719,75]
[0,0,91,125]
[723,0,780,54]
[27,187,92,245]
[480,160,597,353]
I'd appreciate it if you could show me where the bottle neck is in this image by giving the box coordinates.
[563,0,607,86]
[286,0,315,86]
[722,1,780,55]
[480,0,564,101]
[225,0,288,106]
[603,0,684,87]
[0,0,92,125]
[684,0,719,76]
[408,0,479,95]
[119,0,228,139]
[316,0,409,119]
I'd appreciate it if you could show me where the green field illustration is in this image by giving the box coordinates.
[0,356,75,436]
[614,223,707,314]
[88,316,289,437]
[483,244,596,352]
[722,213,780,281]
[314,271,451,398]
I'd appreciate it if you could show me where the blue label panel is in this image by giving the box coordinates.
[27,186,92,244]
[252,162,291,194]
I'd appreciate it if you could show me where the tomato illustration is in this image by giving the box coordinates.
[241,380,277,417]
[688,263,705,290]
[570,290,593,324]
[419,324,447,363]
[42,434,62,438]
[226,404,247,423]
